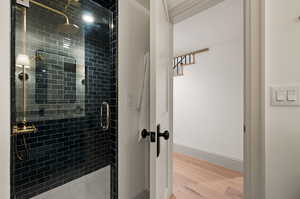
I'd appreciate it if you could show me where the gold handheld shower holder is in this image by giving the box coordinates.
[12,121,37,136]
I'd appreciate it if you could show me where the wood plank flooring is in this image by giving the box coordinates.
[173,152,243,199]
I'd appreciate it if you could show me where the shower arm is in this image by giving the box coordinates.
[29,0,70,24]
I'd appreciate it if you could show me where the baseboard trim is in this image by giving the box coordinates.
[133,190,149,199]
[174,144,243,173]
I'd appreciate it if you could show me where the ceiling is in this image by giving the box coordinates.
[134,0,224,23]
[167,0,187,10]
[166,0,225,23]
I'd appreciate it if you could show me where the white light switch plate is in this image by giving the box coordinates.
[271,86,300,106]
[287,89,297,101]
[17,0,29,8]
[276,90,286,101]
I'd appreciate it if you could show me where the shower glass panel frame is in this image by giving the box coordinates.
[11,0,118,198]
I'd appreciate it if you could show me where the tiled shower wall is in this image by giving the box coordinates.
[11,0,118,198]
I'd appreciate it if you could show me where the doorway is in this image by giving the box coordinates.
[172,0,244,198]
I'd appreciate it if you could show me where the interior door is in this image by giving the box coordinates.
[150,0,173,199]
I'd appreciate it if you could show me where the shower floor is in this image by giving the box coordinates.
[31,166,111,199]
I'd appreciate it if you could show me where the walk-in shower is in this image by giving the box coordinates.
[11,0,118,198]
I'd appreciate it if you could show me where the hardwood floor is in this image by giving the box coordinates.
[173,152,243,199]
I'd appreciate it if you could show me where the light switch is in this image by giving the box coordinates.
[287,89,297,101]
[271,86,300,106]
[276,90,286,101]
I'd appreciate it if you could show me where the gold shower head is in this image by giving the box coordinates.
[57,23,80,34]
[30,0,80,34]
[70,0,81,7]
[65,0,81,10]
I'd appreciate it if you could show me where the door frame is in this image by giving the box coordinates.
[169,0,266,199]
[0,0,11,198]
[243,0,265,198]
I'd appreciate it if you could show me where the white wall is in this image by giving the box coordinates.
[118,0,150,198]
[173,0,244,161]
[0,0,11,198]
[265,1,300,199]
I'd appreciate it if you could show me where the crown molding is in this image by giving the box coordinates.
[169,0,224,23]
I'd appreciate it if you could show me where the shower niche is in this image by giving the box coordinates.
[11,0,118,198]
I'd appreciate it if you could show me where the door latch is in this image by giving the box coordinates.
[141,129,156,142]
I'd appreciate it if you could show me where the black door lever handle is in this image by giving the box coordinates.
[141,129,150,138]
[157,125,170,157]
[158,130,170,140]
[141,129,156,142]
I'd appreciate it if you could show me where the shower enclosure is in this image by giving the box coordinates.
[11,0,118,198]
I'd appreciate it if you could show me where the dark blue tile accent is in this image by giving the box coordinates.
[11,0,118,198]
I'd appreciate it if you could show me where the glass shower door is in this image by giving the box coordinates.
[11,0,116,198]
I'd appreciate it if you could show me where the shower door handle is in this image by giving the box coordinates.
[101,102,110,130]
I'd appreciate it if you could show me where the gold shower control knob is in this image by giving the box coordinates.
[12,121,37,136]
